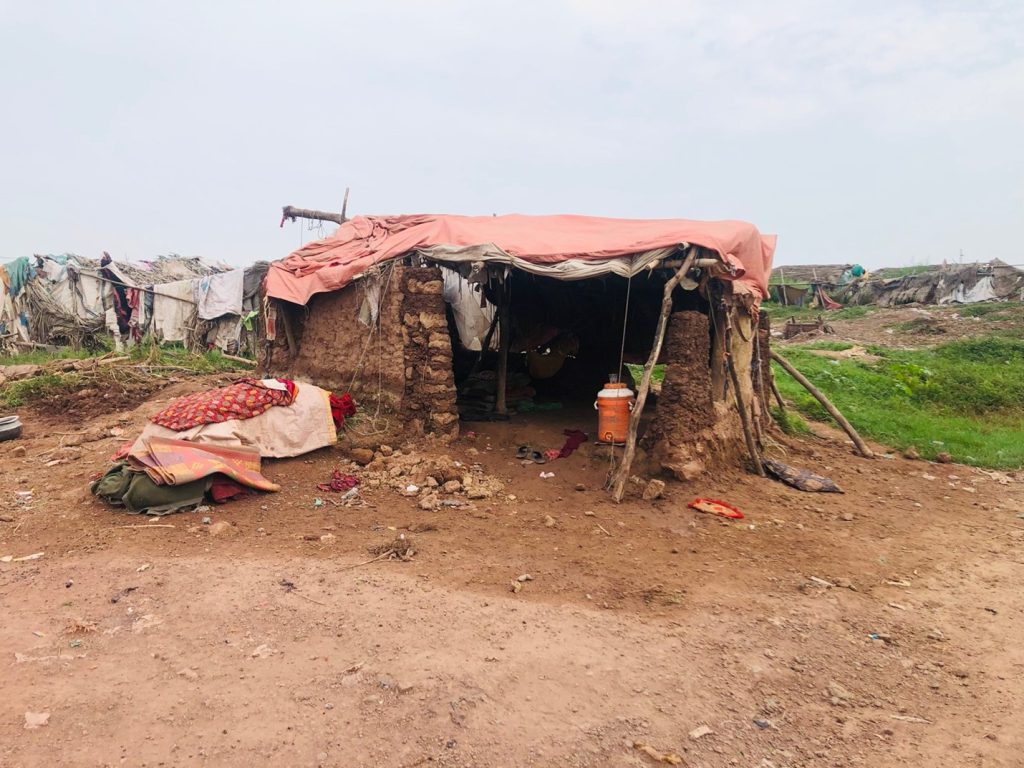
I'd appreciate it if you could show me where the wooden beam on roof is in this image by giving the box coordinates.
[280,205,347,227]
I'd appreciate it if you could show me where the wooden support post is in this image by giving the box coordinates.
[770,377,787,412]
[770,350,874,458]
[610,250,697,502]
[495,279,511,416]
[278,301,299,359]
[728,354,766,476]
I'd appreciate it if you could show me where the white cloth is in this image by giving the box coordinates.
[442,269,498,351]
[151,279,196,343]
[130,382,337,458]
[195,269,244,320]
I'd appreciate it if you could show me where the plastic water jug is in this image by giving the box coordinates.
[594,375,634,444]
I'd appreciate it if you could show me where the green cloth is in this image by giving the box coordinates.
[92,463,210,516]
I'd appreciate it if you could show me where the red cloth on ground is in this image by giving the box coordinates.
[317,469,359,492]
[329,393,357,429]
[558,429,588,458]
[209,477,249,503]
[150,378,297,431]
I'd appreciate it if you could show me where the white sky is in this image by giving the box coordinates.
[1,0,1021,269]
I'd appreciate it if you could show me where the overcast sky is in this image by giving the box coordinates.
[1,1,1021,269]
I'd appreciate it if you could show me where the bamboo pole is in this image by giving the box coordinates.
[610,250,697,502]
[770,349,874,458]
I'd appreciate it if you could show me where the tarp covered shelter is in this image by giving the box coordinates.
[266,214,775,307]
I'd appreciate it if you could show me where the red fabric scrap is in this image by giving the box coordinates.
[329,392,357,429]
[209,477,249,503]
[317,469,359,492]
[687,498,745,520]
[150,378,297,431]
[558,429,588,458]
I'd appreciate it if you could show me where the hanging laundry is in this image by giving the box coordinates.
[150,378,297,431]
[195,269,245,320]
[99,253,132,336]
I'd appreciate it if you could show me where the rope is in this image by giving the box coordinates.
[617,275,633,377]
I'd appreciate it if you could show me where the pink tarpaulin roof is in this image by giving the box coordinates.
[266,214,776,306]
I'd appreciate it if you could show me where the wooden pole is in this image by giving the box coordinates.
[495,278,511,416]
[280,205,347,227]
[610,250,697,502]
[340,187,350,221]
[770,349,874,458]
[466,310,500,381]
[770,377,787,412]
[727,353,766,476]
[278,301,299,359]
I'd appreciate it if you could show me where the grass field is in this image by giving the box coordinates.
[773,337,1024,468]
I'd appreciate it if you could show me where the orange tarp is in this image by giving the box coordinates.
[266,214,775,306]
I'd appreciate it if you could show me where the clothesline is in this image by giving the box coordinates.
[78,270,198,306]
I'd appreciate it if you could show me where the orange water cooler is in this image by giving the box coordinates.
[594,376,634,444]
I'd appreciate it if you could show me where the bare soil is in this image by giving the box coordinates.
[777,304,1024,348]
[2,379,1023,767]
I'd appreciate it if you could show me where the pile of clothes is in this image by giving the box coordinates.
[92,378,356,516]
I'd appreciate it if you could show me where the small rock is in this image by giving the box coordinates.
[642,479,666,501]
[828,680,854,703]
[936,452,953,464]
[583,510,595,517]
[398,683,415,694]
[207,521,233,536]
[320,533,335,543]
[543,515,556,528]
[418,494,440,511]
[350,448,375,466]
[177,667,199,681]
[378,444,394,457]
[442,480,462,494]
[689,725,714,740]
[952,668,970,679]
[12,445,26,457]
[24,711,50,729]
[840,512,855,522]
[752,718,772,730]
[425,477,439,488]
[509,580,522,593]
[903,446,919,460]
[927,628,946,641]
[201,516,212,525]
[517,574,534,582]
[574,483,586,492]
[251,644,275,658]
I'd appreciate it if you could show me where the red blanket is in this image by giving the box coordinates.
[127,436,279,492]
[151,378,297,431]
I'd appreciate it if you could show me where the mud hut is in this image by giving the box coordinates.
[260,214,776,483]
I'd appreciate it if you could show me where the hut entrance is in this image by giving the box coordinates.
[444,268,711,431]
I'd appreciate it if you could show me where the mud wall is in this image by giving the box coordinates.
[646,309,748,480]
[263,265,459,440]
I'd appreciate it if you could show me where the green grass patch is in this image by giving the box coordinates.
[771,406,811,436]
[762,302,875,323]
[797,340,855,351]
[958,303,1010,318]
[1,372,82,407]
[773,337,1024,468]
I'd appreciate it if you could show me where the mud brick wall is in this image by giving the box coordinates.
[647,310,745,481]
[398,267,460,438]
[265,265,459,439]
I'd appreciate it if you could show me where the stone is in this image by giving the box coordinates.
[419,494,440,511]
[12,445,26,457]
[178,667,199,681]
[903,446,919,460]
[689,725,714,740]
[667,458,705,482]
[418,312,447,329]
[350,448,375,466]
[378,444,394,457]
[544,515,556,528]
[827,680,854,703]
[425,476,439,488]
[840,512,855,522]
[642,479,666,501]
[442,480,462,494]
[24,711,50,729]
[207,521,233,536]
[467,486,492,500]
[936,452,953,464]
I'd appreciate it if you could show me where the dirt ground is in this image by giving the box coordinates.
[774,303,1024,348]
[2,377,1023,767]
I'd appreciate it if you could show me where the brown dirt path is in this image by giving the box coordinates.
[1,388,1023,766]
